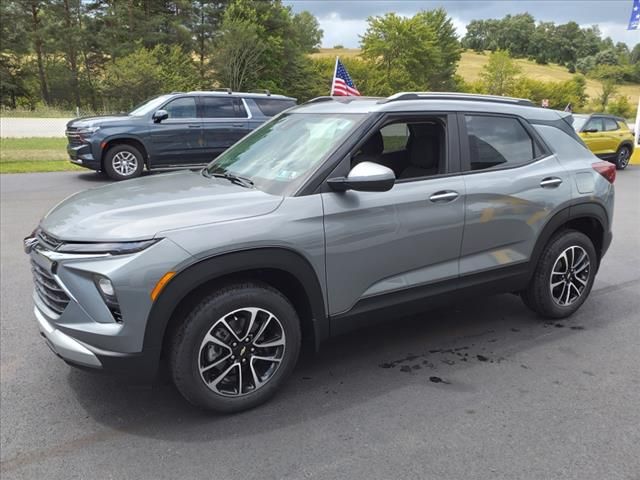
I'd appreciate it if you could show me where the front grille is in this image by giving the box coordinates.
[37,230,63,250]
[31,259,70,315]
[66,128,83,146]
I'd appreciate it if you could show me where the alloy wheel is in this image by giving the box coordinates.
[112,151,138,176]
[198,307,286,397]
[618,147,630,169]
[549,245,590,306]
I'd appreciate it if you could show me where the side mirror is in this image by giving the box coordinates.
[582,128,598,133]
[327,161,396,192]
[152,110,169,123]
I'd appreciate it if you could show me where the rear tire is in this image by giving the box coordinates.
[615,145,631,170]
[169,282,301,413]
[522,230,597,319]
[103,144,144,180]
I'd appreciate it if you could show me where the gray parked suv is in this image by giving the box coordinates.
[26,93,615,412]
[65,90,296,180]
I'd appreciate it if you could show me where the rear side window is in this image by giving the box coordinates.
[164,97,197,119]
[464,115,536,171]
[603,118,619,131]
[253,98,296,116]
[201,97,247,118]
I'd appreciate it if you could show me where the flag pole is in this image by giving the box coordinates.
[330,56,339,96]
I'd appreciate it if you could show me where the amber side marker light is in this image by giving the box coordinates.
[151,271,176,301]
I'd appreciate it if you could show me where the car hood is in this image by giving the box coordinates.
[67,115,132,128]
[40,171,283,242]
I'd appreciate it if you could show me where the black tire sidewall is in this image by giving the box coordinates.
[616,145,630,170]
[103,145,144,180]
[527,230,597,319]
[170,283,301,413]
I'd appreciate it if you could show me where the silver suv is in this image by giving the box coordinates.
[25,93,615,412]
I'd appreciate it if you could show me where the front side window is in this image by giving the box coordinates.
[465,115,535,171]
[164,97,197,119]
[128,95,173,116]
[206,113,365,195]
[584,117,603,132]
[202,97,247,118]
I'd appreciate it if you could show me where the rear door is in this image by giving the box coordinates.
[200,96,251,161]
[148,96,204,166]
[459,113,569,277]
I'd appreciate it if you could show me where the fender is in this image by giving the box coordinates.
[141,247,328,370]
[528,200,609,278]
[96,133,148,163]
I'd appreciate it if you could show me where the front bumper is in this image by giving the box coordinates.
[28,235,191,378]
[67,143,100,170]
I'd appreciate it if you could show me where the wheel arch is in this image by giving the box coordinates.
[143,247,328,372]
[101,136,149,168]
[529,202,609,279]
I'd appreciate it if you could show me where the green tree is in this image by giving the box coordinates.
[480,50,521,95]
[592,65,624,110]
[607,96,632,117]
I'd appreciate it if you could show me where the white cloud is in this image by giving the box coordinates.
[317,12,468,48]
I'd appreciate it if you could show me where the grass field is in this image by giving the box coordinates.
[311,48,640,107]
[0,137,81,173]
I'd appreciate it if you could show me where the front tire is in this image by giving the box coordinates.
[522,230,597,319]
[103,144,144,180]
[615,145,631,170]
[169,282,301,413]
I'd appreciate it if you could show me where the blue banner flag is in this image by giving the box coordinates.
[629,0,639,30]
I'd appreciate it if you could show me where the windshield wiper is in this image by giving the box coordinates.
[206,170,254,188]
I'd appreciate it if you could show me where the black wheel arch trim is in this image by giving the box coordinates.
[99,134,148,163]
[529,200,610,278]
[142,247,328,374]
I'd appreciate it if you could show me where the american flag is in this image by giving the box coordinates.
[331,58,360,96]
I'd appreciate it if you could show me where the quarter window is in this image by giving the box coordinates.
[201,97,247,118]
[253,98,296,116]
[163,97,197,119]
[465,115,536,171]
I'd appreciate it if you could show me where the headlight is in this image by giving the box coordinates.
[56,239,160,255]
[77,126,100,136]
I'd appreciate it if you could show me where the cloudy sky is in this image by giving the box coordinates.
[285,1,640,48]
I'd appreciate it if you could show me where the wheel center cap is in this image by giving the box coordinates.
[239,346,247,357]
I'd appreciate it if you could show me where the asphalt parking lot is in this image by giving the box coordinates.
[1,168,639,479]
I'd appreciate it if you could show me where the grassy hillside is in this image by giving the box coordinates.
[311,48,640,107]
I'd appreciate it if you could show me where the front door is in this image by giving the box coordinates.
[149,96,205,167]
[321,114,465,318]
[580,117,607,155]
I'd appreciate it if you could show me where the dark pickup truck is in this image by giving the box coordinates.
[66,91,296,180]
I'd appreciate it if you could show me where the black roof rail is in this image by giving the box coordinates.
[380,92,535,106]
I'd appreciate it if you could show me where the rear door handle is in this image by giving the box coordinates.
[540,177,563,188]
[188,124,201,128]
[232,123,244,127]
[429,191,459,203]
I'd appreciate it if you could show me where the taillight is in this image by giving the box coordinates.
[592,161,616,184]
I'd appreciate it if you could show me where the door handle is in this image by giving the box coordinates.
[429,191,459,203]
[188,124,201,128]
[540,177,563,188]
[232,123,244,127]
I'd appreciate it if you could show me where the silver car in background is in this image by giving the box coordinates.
[25,92,615,412]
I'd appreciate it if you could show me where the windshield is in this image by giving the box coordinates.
[572,115,589,132]
[206,113,365,195]
[128,95,173,116]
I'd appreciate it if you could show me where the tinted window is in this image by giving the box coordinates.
[164,97,197,119]
[465,115,535,170]
[253,98,296,116]
[584,118,603,132]
[201,97,247,118]
[603,118,619,131]
[380,123,409,152]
